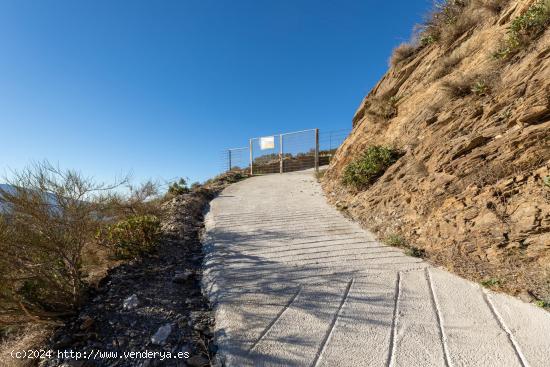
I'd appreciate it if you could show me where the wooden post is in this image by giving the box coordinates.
[249,139,253,175]
[279,134,283,174]
[314,128,319,173]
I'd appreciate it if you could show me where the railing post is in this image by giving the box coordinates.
[314,128,319,173]
[228,150,231,172]
[279,134,283,174]
[249,139,253,175]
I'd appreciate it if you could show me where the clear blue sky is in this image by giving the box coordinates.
[0,0,432,185]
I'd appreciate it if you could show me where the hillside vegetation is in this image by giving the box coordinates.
[323,0,550,303]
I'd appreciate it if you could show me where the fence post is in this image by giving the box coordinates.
[249,139,253,175]
[314,128,319,173]
[228,150,231,172]
[279,134,283,174]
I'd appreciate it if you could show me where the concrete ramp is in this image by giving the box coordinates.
[203,170,550,367]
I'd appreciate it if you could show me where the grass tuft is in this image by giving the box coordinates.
[384,234,407,247]
[390,43,417,67]
[480,278,503,288]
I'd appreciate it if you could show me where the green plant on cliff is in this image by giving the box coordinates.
[471,80,490,96]
[384,234,406,247]
[494,0,550,59]
[342,146,401,189]
[96,215,162,259]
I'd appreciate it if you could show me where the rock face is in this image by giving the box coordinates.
[323,0,550,301]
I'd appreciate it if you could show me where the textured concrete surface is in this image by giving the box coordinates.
[203,170,550,367]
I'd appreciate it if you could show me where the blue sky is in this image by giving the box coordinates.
[0,0,432,186]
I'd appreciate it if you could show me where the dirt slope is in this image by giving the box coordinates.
[322,0,550,301]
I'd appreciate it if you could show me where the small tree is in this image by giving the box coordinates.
[0,162,124,323]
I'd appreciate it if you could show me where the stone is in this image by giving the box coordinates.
[151,323,172,345]
[123,294,139,310]
[518,105,549,125]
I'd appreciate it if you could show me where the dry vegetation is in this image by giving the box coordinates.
[365,93,401,120]
[390,0,514,65]
[0,162,172,350]
[389,43,417,67]
[440,71,498,98]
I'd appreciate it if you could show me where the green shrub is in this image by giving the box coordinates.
[97,215,162,259]
[406,247,426,258]
[494,0,550,59]
[420,34,439,46]
[168,178,189,196]
[384,234,406,247]
[342,146,401,190]
[535,300,549,308]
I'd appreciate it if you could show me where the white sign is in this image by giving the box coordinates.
[260,136,275,150]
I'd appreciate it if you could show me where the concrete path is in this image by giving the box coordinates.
[203,170,550,367]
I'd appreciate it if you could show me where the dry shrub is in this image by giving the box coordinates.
[366,93,401,119]
[474,0,510,14]
[441,75,474,98]
[0,162,123,325]
[390,43,417,67]
[107,180,163,218]
[440,71,498,98]
[432,52,464,80]
[421,0,486,48]
[441,11,478,47]
[0,162,162,329]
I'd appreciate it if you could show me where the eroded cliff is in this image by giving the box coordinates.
[323,0,550,302]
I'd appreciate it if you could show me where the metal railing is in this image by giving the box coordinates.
[222,128,349,175]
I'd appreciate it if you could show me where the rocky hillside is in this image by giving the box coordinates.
[323,0,550,302]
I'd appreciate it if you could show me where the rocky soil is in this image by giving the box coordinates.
[323,0,550,302]
[40,172,247,367]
